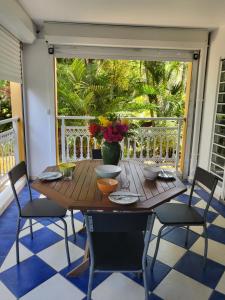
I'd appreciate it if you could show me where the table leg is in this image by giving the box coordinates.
[67,241,89,277]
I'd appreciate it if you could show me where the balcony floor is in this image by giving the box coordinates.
[0,183,225,299]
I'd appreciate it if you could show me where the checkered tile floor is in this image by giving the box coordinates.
[1,183,225,300]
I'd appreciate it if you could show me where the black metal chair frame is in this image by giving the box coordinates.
[8,161,75,265]
[85,211,155,300]
[151,167,218,271]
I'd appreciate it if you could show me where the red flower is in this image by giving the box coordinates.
[88,123,101,137]
[103,126,123,143]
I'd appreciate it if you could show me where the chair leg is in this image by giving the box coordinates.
[203,224,208,269]
[151,225,165,271]
[29,218,33,239]
[16,217,21,264]
[185,226,189,247]
[60,218,71,265]
[70,209,76,242]
[143,264,149,300]
[87,264,94,300]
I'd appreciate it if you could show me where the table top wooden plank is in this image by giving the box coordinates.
[31,160,187,211]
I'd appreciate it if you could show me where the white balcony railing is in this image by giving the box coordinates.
[0,117,19,184]
[57,116,184,171]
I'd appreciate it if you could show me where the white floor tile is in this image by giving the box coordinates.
[216,271,225,294]
[189,222,210,236]
[154,270,212,300]
[194,200,216,212]
[152,217,163,236]
[20,220,44,238]
[189,225,203,235]
[148,238,186,267]
[92,273,145,300]
[20,274,85,300]
[47,216,83,237]
[37,240,84,271]
[0,242,33,272]
[170,199,181,204]
[0,282,16,300]
[212,215,225,229]
[190,237,225,266]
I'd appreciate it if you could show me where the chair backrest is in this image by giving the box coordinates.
[189,167,218,220]
[92,149,102,160]
[85,211,155,270]
[8,161,32,215]
[85,211,152,232]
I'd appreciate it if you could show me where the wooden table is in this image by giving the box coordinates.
[32,160,186,276]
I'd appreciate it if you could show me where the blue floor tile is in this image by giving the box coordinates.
[0,234,15,257]
[149,294,163,300]
[0,255,56,298]
[162,226,199,249]
[60,257,111,293]
[74,211,84,222]
[210,291,225,300]
[174,251,225,289]
[207,224,225,244]
[195,189,225,218]
[20,227,62,253]
[69,231,87,250]
[195,207,218,223]
[175,193,200,205]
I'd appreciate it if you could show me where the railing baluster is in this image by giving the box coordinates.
[61,118,66,162]
[80,136,84,160]
[87,137,90,159]
[127,138,130,159]
[175,120,182,172]
[73,137,76,161]
[121,140,124,159]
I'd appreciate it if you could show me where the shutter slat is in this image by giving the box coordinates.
[0,26,22,83]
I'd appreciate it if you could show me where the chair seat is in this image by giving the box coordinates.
[155,203,204,225]
[92,232,144,271]
[21,198,67,218]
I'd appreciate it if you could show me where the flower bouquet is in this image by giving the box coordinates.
[88,114,130,165]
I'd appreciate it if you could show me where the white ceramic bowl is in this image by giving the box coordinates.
[143,166,161,181]
[95,165,122,178]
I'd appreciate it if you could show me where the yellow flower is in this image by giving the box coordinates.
[121,118,129,126]
[99,116,112,127]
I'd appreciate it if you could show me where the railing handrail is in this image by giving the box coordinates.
[57,115,184,121]
[0,117,19,126]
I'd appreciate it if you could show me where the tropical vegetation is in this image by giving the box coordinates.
[57,58,188,118]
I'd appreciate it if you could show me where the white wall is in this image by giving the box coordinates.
[198,27,225,169]
[23,39,56,177]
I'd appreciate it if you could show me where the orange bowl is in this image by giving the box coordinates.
[97,178,118,195]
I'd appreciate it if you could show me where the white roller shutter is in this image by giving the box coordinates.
[0,26,22,83]
[54,45,194,62]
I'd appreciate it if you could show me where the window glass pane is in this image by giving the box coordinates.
[210,163,224,178]
[220,72,225,82]
[215,125,225,135]
[212,153,225,167]
[217,105,225,114]
[214,134,225,146]
[219,83,225,92]
[216,115,225,124]
[218,93,225,103]
[213,144,225,157]
[222,60,225,71]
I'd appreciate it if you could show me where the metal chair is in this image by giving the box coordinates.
[8,161,72,265]
[85,211,155,300]
[151,167,218,271]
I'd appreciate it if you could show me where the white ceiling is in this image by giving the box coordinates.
[18,0,225,29]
